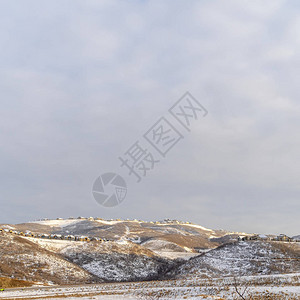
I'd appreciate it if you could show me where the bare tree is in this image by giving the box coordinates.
[233,276,253,300]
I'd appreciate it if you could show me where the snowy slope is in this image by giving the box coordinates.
[25,237,180,282]
[16,218,227,252]
[60,240,179,282]
[0,233,96,285]
[170,241,300,279]
[32,219,82,228]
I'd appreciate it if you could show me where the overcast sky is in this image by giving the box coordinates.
[0,0,299,236]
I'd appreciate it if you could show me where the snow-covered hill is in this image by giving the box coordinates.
[1,218,299,287]
[0,233,96,285]
[169,241,300,279]
[25,237,179,282]
[8,218,229,255]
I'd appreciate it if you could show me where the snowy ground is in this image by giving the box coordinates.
[172,241,300,279]
[31,219,82,227]
[152,250,200,260]
[0,273,299,299]
[24,237,85,252]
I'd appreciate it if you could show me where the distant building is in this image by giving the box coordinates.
[25,232,34,237]
[258,234,269,240]
[249,235,259,241]
[276,234,292,242]
[91,237,102,242]
[292,236,300,242]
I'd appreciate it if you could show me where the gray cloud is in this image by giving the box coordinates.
[0,0,299,236]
